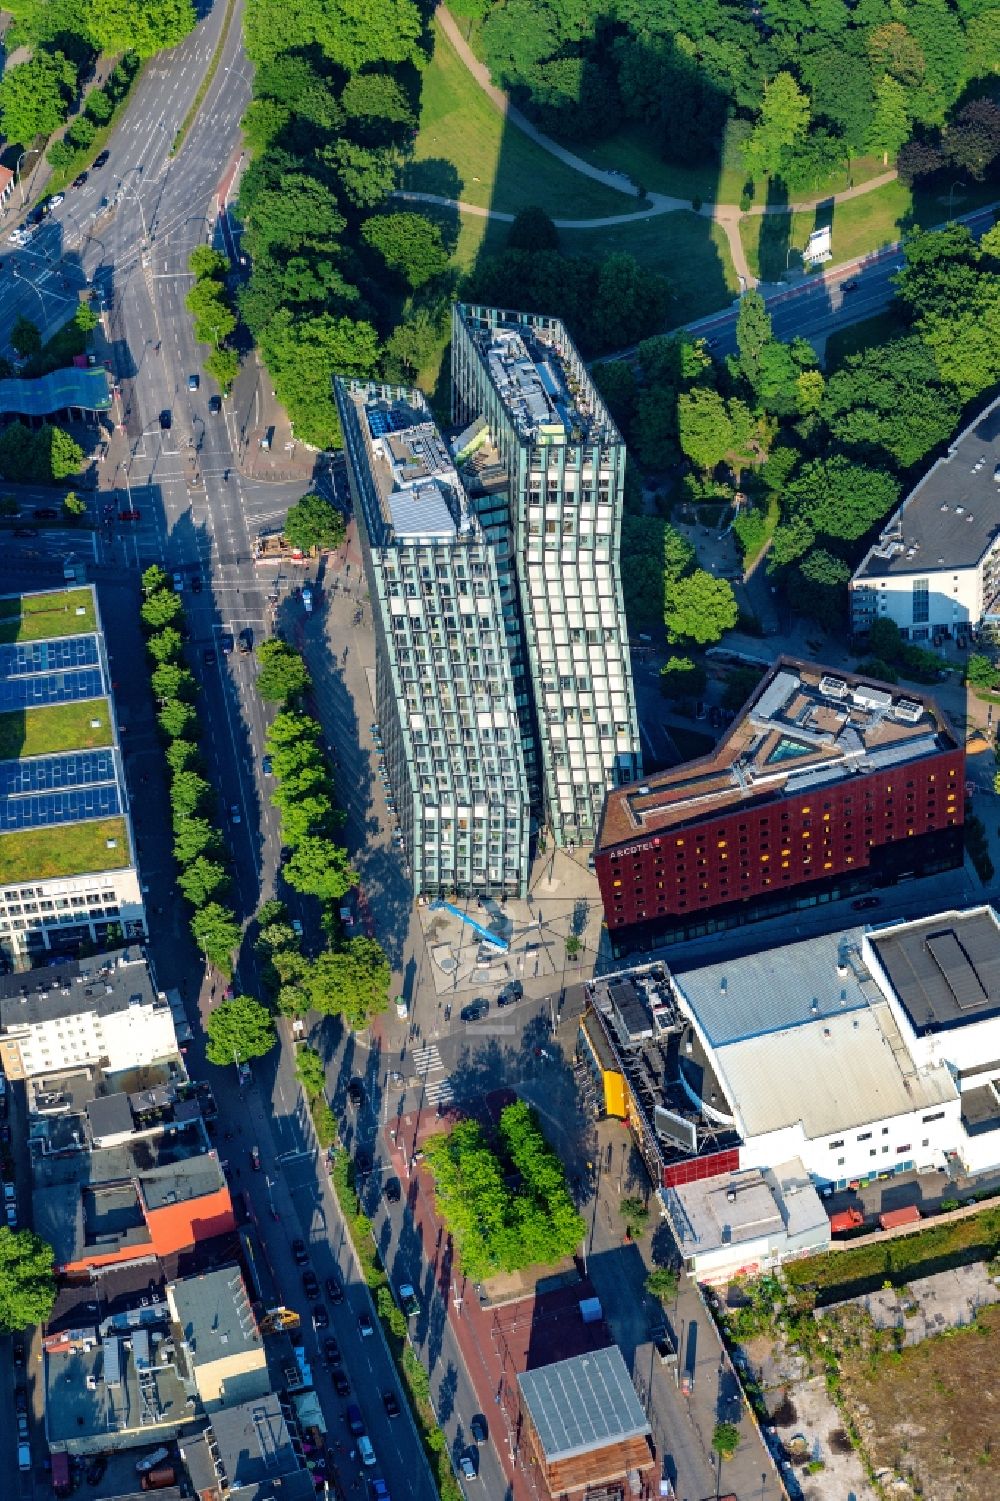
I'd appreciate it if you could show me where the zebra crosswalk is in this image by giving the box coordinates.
[422,1076,455,1106]
[410,1044,444,1076]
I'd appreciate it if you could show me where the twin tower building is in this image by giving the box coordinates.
[334,304,641,899]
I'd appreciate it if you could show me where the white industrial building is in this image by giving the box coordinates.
[850,394,1000,639]
[669,906,1000,1189]
[0,947,178,1080]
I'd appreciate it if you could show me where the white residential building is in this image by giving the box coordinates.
[0,585,145,966]
[0,947,177,1080]
[850,394,1000,640]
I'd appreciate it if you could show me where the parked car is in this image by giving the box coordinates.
[496,981,523,1008]
[382,1390,400,1418]
[358,1310,374,1338]
[292,1238,309,1266]
[17,1412,29,1441]
[93,150,110,168]
[13,1337,24,1366]
[851,896,881,911]
[460,998,490,1023]
[302,1270,319,1300]
[14,1386,26,1416]
[49,193,64,209]
[17,1443,30,1473]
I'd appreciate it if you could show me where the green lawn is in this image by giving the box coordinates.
[0,700,114,761]
[740,178,1000,281]
[560,211,739,325]
[0,816,129,883]
[402,18,637,221]
[0,587,96,643]
[577,124,890,208]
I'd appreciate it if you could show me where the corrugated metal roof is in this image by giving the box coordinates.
[518,1347,650,1461]
[715,1001,957,1140]
[673,927,873,1047]
[387,478,456,538]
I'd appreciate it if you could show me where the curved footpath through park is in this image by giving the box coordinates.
[421,4,903,291]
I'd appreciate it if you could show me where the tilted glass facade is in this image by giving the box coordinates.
[335,379,531,898]
[451,304,641,846]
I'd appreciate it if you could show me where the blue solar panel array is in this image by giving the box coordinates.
[0,636,99,679]
[0,668,105,712]
[0,782,121,832]
[0,750,117,797]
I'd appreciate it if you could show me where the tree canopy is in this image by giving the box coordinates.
[284,493,346,554]
[205,994,277,1067]
[0,1228,56,1333]
[665,571,739,646]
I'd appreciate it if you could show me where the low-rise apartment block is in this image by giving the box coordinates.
[0,946,177,1080]
[851,393,1000,639]
[0,586,145,966]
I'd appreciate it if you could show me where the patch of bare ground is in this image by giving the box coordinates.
[839,1300,1000,1501]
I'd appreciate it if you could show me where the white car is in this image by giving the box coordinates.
[358,1436,376,1467]
[48,193,64,209]
[7,229,25,246]
[18,1443,30,1473]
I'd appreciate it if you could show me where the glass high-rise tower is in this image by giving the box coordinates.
[451,304,641,846]
[336,379,531,898]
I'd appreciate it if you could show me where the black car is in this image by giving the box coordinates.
[497,980,523,1008]
[312,1303,329,1330]
[14,1386,26,1415]
[325,1274,344,1305]
[86,1454,108,1487]
[382,1390,400,1418]
[159,409,172,430]
[191,574,202,593]
[332,1368,351,1397]
[13,1337,24,1367]
[72,171,89,188]
[292,1238,309,1266]
[470,1414,488,1443]
[842,278,860,292]
[323,1337,341,1366]
[302,1269,320,1300]
[221,631,234,655]
[203,648,216,666]
[347,1078,365,1108]
[93,150,110,169]
[208,394,222,414]
[851,895,881,911]
[238,627,253,654]
[357,1310,374,1338]
[384,1176,401,1204]
[460,998,490,1023]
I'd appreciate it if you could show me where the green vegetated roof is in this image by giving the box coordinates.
[0,815,130,883]
[0,366,111,416]
[0,699,113,760]
[0,588,97,642]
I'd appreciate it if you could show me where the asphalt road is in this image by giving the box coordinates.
[684,201,999,358]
